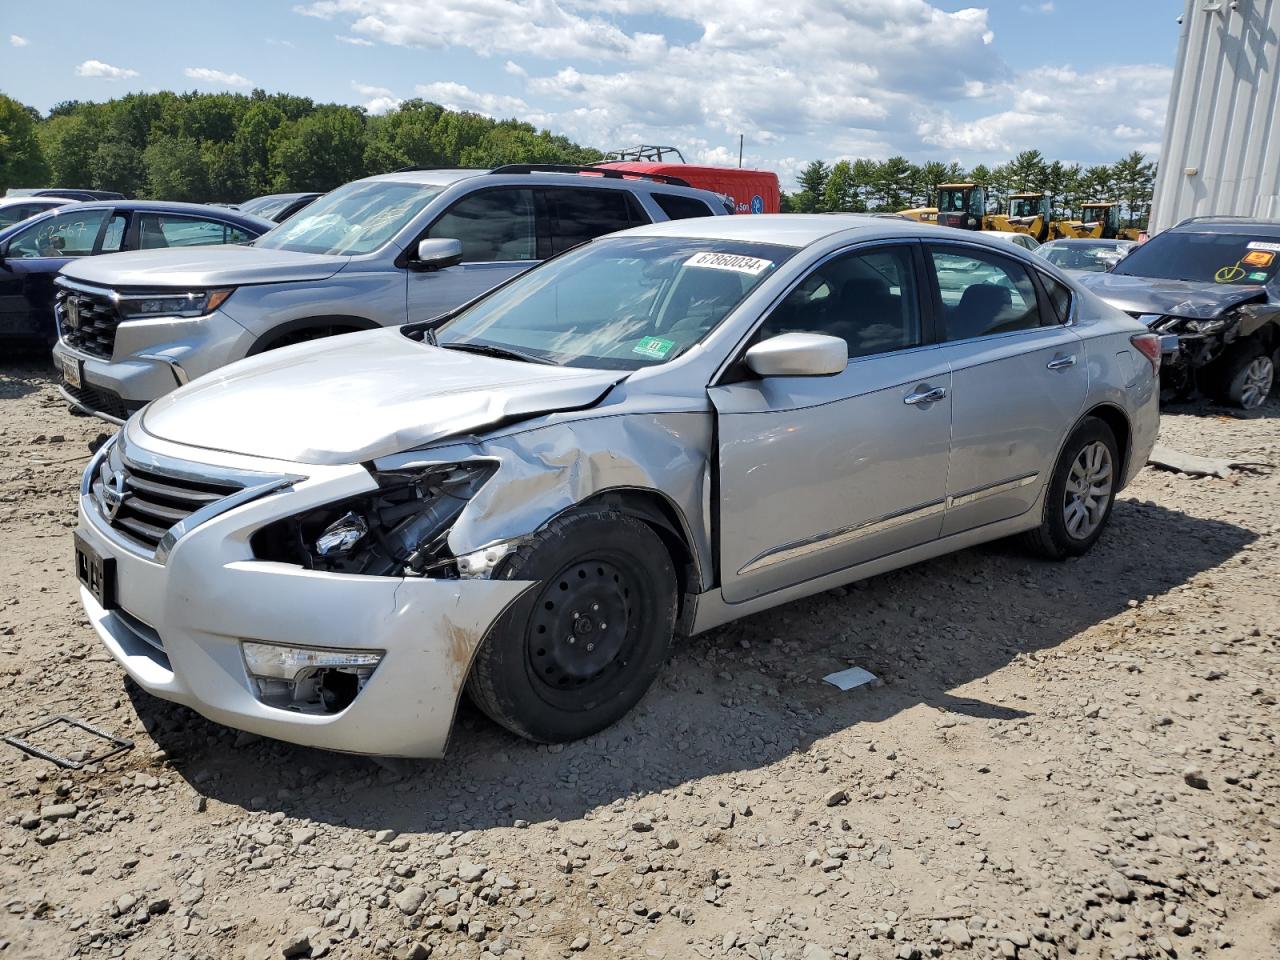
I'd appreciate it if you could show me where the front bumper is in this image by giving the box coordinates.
[75,426,533,757]
[52,306,253,423]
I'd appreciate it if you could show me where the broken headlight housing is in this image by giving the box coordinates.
[250,461,495,577]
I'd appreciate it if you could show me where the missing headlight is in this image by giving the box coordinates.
[251,462,495,577]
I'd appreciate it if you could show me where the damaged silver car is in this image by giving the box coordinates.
[73,215,1161,756]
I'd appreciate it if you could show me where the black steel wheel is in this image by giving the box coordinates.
[466,508,677,743]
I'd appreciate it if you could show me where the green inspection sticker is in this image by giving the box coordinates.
[633,336,675,359]
[1250,271,1270,281]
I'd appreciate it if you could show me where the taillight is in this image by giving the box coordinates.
[1130,333,1162,373]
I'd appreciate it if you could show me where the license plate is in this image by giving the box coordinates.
[74,532,116,611]
[61,353,82,389]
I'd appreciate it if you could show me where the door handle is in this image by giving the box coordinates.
[1046,355,1077,370]
[904,385,947,405]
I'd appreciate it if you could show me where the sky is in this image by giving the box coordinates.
[1,0,1185,186]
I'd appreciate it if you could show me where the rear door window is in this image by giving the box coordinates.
[545,187,648,255]
[928,246,1042,340]
[136,214,240,249]
[653,193,716,220]
[427,188,537,263]
[100,213,128,253]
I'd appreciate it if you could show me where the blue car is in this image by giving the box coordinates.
[0,200,272,349]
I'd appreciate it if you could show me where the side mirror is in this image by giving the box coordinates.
[744,333,847,378]
[412,237,463,271]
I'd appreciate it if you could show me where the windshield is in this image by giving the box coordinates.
[1009,197,1045,219]
[240,195,294,220]
[434,236,795,370]
[1113,232,1280,285]
[256,180,441,256]
[1040,243,1123,272]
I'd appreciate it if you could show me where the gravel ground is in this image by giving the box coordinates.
[0,362,1278,960]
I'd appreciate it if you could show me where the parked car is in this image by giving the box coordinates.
[0,201,270,352]
[6,188,127,201]
[0,195,79,229]
[72,215,1160,757]
[52,165,732,423]
[1078,217,1280,408]
[980,230,1041,252]
[236,192,323,223]
[1037,238,1136,275]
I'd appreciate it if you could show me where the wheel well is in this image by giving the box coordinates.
[574,489,701,628]
[1083,403,1131,484]
[248,316,380,355]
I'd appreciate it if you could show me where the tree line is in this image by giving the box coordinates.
[0,90,602,202]
[0,91,1156,225]
[785,149,1157,227]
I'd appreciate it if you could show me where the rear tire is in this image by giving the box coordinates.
[466,509,677,743]
[1023,417,1119,560]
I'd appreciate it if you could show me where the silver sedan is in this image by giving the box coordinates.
[73,215,1161,756]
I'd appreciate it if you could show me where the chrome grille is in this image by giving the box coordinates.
[92,445,243,554]
[57,285,121,359]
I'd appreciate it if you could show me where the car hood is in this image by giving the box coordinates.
[58,243,349,288]
[140,329,625,465]
[1078,272,1268,320]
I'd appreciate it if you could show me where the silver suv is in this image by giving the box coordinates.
[52,165,731,422]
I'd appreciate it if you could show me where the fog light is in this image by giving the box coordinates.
[241,641,383,682]
[315,511,368,556]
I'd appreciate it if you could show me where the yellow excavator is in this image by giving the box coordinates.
[899,183,986,230]
[985,192,1052,243]
[1050,202,1142,241]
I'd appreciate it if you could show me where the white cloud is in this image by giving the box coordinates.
[336,34,374,45]
[184,66,254,87]
[415,81,543,122]
[353,82,402,113]
[915,65,1172,161]
[294,0,1169,175]
[9,34,29,47]
[75,59,139,80]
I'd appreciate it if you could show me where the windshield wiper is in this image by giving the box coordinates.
[438,341,554,364]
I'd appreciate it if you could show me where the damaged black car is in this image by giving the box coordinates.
[1080,217,1280,409]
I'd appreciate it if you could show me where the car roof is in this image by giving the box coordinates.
[7,199,273,231]
[359,169,490,187]
[0,195,73,206]
[1171,216,1280,237]
[619,213,948,247]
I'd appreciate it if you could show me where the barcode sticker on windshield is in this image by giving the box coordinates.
[1246,241,1280,252]
[685,252,773,276]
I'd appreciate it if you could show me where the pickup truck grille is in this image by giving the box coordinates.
[91,449,243,555]
[57,287,121,360]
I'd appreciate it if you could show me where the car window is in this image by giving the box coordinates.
[930,247,1041,341]
[653,192,716,220]
[428,188,537,263]
[1113,230,1280,285]
[100,213,127,253]
[226,224,255,243]
[259,180,443,256]
[7,209,108,258]
[0,204,44,228]
[136,214,241,249]
[546,188,647,255]
[758,246,922,359]
[1041,273,1072,324]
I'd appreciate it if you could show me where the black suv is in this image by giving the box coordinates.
[1080,217,1280,409]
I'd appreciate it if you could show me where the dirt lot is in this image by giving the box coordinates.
[0,362,1277,960]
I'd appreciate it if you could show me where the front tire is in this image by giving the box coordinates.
[1216,341,1275,410]
[466,509,677,743]
[1023,418,1119,560]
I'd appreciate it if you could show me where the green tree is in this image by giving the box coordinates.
[91,141,145,196]
[823,160,859,212]
[872,156,913,212]
[39,112,99,188]
[268,107,367,191]
[1111,151,1156,227]
[0,94,50,192]
[143,134,208,201]
[797,160,831,204]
